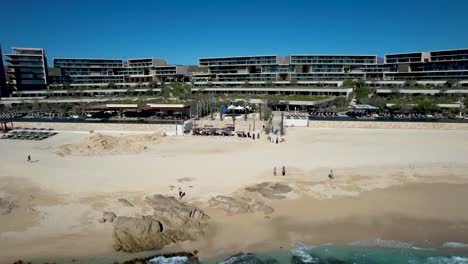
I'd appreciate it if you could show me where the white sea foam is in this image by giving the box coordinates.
[348,238,413,248]
[443,242,468,248]
[427,256,468,264]
[147,256,189,264]
[291,246,319,263]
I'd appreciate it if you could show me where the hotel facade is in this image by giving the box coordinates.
[193,48,468,86]
[2,47,468,95]
[4,48,49,91]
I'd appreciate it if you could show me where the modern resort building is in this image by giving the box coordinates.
[1,47,468,98]
[4,48,48,91]
[0,45,7,97]
[193,49,468,87]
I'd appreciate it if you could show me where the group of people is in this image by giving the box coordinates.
[273,166,286,176]
[268,135,286,144]
[272,167,335,180]
[238,131,260,140]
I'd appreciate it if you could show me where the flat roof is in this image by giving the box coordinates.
[384,51,423,56]
[128,58,165,61]
[11,47,44,51]
[199,55,278,60]
[290,54,376,57]
[54,57,124,61]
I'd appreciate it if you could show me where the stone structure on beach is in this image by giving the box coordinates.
[208,195,274,215]
[245,182,293,200]
[0,197,16,215]
[112,195,209,252]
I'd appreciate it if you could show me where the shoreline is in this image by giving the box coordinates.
[4,181,468,264]
[1,126,468,263]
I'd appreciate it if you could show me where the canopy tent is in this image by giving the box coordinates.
[351,104,379,110]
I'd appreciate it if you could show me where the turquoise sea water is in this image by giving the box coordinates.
[28,240,468,263]
[201,240,468,264]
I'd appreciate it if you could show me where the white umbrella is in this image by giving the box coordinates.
[227,105,236,110]
[235,106,244,110]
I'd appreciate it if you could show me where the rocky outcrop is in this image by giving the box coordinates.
[208,195,274,215]
[112,216,166,252]
[120,252,199,264]
[245,182,293,200]
[118,198,134,207]
[112,195,209,252]
[103,211,117,223]
[220,252,279,264]
[0,197,17,215]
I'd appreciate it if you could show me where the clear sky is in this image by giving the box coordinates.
[1,0,467,66]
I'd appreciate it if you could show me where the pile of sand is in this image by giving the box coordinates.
[55,133,165,156]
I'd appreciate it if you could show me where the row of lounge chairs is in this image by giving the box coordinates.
[23,112,59,118]
[15,127,55,131]
[1,130,58,141]
[192,127,234,136]
[309,111,338,118]
[379,112,427,119]
[0,112,27,119]
[285,114,308,119]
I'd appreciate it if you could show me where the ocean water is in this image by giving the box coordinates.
[27,240,468,263]
[200,240,468,264]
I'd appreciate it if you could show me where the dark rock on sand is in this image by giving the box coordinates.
[112,216,166,252]
[103,211,117,223]
[220,252,279,264]
[118,198,134,207]
[209,196,250,214]
[0,197,17,215]
[245,182,293,199]
[119,252,199,264]
[291,255,319,264]
[209,195,274,214]
[112,195,209,252]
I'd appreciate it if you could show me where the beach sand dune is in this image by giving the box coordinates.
[55,133,167,156]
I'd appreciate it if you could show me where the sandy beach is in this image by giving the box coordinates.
[1,124,468,263]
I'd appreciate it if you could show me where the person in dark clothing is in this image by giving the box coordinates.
[328,169,334,180]
[27,155,31,163]
[276,137,279,144]
[247,132,251,138]
[282,166,286,176]
[178,187,186,199]
[253,134,256,140]
[257,132,260,139]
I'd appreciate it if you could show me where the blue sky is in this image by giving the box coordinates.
[1,0,467,65]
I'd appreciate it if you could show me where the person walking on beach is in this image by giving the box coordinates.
[257,132,260,139]
[273,166,278,176]
[328,169,334,180]
[27,155,31,163]
[282,166,286,176]
[178,187,186,199]
[276,137,279,144]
